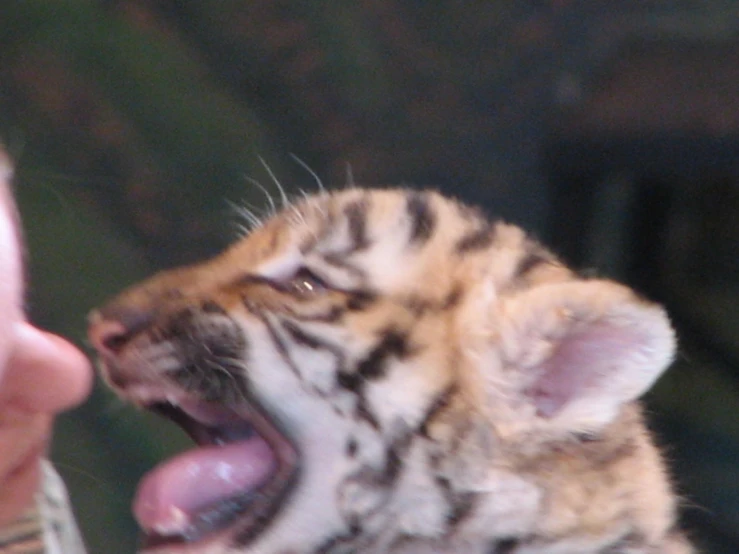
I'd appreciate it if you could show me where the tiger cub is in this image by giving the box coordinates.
[88,188,692,554]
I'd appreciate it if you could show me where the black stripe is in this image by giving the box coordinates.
[419,383,457,438]
[336,329,413,429]
[250,309,303,382]
[406,191,436,244]
[513,246,552,279]
[343,197,370,252]
[356,329,412,380]
[355,397,381,429]
[282,319,346,363]
[400,289,462,316]
[200,300,226,314]
[401,294,431,316]
[314,523,362,554]
[282,320,324,349]
[336,371,362,393]
[380,432,413,486]
[455,223,496,253]
[447,492,475,527]
[322,252,368,282]
[442,286,462,309]
[335,371,380,429]
[381,442,404,484]
[488,538,520,554]
[346,290,377,311]
[280,319,347,393]
[436,474,475,527]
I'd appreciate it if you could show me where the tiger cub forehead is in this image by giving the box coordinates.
[226,188,570,296]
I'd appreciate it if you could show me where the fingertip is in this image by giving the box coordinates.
[8,323,94,413]
[40,329,95,407]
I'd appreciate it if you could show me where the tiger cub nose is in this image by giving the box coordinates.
[88,304,153,356]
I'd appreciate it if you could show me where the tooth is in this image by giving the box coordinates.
[152,506,191,535]
[165,393,179,406]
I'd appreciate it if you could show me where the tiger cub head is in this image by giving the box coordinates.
[89,188,687,554]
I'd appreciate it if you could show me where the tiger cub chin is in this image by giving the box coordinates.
[89,188,692,554]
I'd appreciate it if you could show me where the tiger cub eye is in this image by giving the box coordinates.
[286,267,328,297]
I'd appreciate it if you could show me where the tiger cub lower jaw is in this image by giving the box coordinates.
[88,188,692,554]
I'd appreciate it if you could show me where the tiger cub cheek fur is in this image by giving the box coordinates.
[91,188,691,554]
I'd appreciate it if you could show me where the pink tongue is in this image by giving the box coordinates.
[133,435,276,536]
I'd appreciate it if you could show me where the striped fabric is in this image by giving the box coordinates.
[0,506,44,554]
[0,461,86,554]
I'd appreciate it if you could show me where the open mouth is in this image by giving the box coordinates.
[131,392,299,550]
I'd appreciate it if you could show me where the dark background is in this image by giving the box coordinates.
[0,2,737,553]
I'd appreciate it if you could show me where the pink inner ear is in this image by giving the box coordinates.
[526,322,639,418]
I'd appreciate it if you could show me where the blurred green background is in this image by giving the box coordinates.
[1,1,738,553]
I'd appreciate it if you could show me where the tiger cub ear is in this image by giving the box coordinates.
[498,280,675,430]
